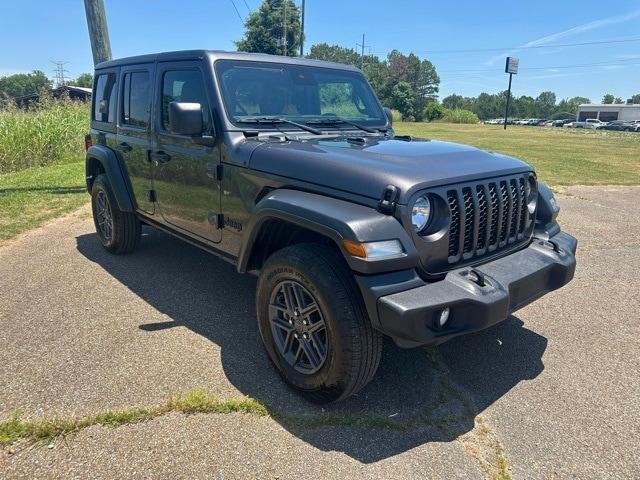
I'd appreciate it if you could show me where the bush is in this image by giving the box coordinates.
[0,94,90,173]
[390,109,402,123]
[424,102,446,122]
[441,109,479,124]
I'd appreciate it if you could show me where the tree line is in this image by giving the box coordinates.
[0,70,93,99]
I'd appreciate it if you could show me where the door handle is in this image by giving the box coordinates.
[116,142,132,153]
[150,151,171,164]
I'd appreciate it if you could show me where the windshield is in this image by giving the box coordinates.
[215,60,386,128]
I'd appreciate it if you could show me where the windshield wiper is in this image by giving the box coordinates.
[305,117,378,134]
[236,116,322,135]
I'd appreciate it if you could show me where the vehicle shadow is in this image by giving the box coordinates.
[76,227,547,463]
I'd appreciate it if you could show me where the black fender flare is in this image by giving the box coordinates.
[85,145,135,212]
[238,189,419,275]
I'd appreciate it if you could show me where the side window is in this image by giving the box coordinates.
[93,73,117,123]
[122,71,151,128]
[161,70,210,132]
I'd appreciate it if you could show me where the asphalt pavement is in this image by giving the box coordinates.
[1,186,638,479]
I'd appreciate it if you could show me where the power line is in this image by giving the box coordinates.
[242,0,251,12]
[370,36,640,56]
[228,0,244,23]
[437,59,640,74]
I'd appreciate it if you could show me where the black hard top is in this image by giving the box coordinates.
[96,50,360,72]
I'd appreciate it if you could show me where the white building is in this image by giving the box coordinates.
[577,104,640,122]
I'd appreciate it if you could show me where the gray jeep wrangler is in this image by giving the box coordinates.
[86,50,577,403]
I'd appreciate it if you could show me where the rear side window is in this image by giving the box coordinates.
[93,73,117,123]
[161,70,210,132]
[122,71,151,128]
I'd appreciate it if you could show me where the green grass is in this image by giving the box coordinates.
[395,122,640,186]
[0,98,90,173]
[0,160,87,244]
[0,390,268,446]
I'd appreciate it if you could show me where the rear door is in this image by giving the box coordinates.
[116,64,155,214]
[151,61,221,242]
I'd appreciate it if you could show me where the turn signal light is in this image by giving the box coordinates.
[342,239,405,260]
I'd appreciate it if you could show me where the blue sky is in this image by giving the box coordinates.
[1,0,639,102]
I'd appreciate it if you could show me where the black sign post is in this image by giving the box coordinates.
[504,57,519,130]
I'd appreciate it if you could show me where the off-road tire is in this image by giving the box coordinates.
[257,243,383,403]
[91,174,140,254]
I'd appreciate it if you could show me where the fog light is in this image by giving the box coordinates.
[437,307,450,328]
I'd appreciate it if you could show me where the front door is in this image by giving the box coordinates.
[116,64,155,214]
[152,62,221,242]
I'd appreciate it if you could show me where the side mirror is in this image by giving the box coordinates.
[383,107,393,126]
[169,102,203,136]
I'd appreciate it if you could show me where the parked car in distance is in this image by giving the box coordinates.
[85,50,577,403]
[573,118,607,129]
[601,120,636,131]
[552,119,572,127]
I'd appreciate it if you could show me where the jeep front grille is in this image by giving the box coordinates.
[445,174,534,264]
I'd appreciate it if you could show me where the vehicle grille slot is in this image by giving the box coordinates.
[509,179,519,240]
[444,173,534,268]
[462,187,475,255]
[476,185,488,251]
[499,181,510,243]
[447,190,460,257]
[488,183,499,247]
[518,177,527,235]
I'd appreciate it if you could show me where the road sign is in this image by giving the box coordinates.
[505,57,519,75]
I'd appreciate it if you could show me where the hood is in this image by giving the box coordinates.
[248,136,533,204]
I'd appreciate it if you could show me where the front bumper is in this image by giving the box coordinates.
[356,231,577,347]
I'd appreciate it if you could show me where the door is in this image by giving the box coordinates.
[152,62,221,242]
[116,65,155,214]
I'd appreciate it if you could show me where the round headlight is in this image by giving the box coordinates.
[411,195,432,233]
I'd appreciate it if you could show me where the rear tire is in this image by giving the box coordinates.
[256,243,383,403]
[91,174,140,254]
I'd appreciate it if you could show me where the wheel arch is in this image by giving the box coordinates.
[85,145,135,212]
[238,189,418,275]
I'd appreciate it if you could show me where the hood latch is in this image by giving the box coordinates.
[378,185,399,215]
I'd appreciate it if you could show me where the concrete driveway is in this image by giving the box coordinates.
[1,186,638,479]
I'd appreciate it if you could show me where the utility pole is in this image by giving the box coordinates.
[299,0,306,57]
[356,34,370,69]
[283,0,288,56]
[84,0,112,65]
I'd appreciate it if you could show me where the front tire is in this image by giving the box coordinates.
[256,243,383,403]
[91,174,140,254]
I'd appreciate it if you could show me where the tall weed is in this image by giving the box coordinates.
[0,93,90,173]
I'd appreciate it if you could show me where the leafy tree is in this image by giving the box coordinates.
[424,102,446,121]
[602,93,615,104]
[0,70,51,98]
[361,55,388,101]
[534,91,556,118]
[389,81,416,120]
[307,43,360,66]
[513,95,535,118]
[442,94,473,111]
[69,73,93,88]
[472,92,504,120]
[384,50,439,121]
[236,0,301,56]
[631,94,640,104]
[614,97,624,104]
